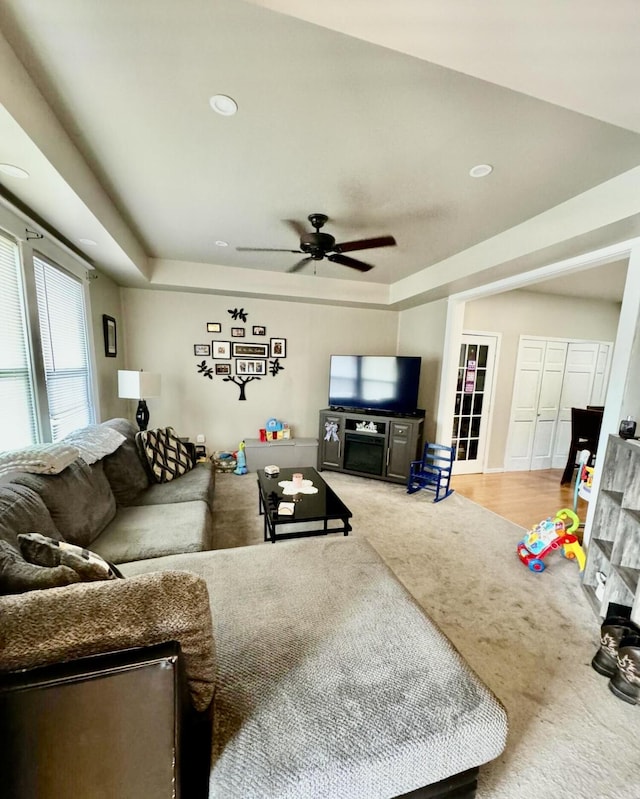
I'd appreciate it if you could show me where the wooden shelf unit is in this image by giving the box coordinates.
[583,435,640,619]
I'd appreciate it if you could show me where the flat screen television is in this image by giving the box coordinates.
[328,355,422,415]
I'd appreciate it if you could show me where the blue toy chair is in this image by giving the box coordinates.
[407,442,455,502]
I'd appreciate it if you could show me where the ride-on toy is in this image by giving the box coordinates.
[517,508,586,573]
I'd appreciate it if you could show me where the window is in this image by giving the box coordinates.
[0,215,96,450]
[0,232,38,449]
[33,254,94,441]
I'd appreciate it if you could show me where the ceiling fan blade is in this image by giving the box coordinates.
[288,256,313,273]
[283,218,308,237]
[333,235,396,254]
[236,247,302,253]
[327,253,374,272]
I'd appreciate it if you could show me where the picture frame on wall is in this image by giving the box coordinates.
[194,344,211,356]
[270,337,286,358]
[235,359,267,376]
[252,325,266,336]
[102,314,117,357]
[231,327,245,338]
[215,363,231,375]
[232,342,269,358]
[207,322,222,333]
[212,340,231,359]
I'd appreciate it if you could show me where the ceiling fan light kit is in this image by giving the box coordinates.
[236,213,396,273]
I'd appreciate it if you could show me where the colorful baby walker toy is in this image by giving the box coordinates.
[517,508,585,573]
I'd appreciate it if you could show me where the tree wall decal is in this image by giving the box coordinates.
[194,308,285,400]
[222,374,261,401]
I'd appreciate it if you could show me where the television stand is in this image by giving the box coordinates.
[318,408,424,484]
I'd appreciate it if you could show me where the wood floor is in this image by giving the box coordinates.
[451,468,587,531]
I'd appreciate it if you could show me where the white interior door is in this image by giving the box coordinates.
[505,338,567,471]
[530,341,568,469]
[591,343,613,406]
[451,333,498,474]
[551,341,600,468]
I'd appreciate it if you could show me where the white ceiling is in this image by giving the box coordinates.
[0,0,639,306]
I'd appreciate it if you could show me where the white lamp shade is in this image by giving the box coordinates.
[118,370,161,399]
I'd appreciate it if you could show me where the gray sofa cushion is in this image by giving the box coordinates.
[13,460,116,548]
[0,539,80,594]
[131,462,215,510]
[100,418,150,506]
[0,484,62,548]
[92,500,212,564]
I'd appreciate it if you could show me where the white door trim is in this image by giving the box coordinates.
[453,330,501,474]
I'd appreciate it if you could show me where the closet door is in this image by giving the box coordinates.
[504,338,567,471]
[591,343,613,406]
[551,341,600,469]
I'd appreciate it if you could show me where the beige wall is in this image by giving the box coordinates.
[397,298,449,442]
[89,269,128,421]
[464,289,621,469]
[95,285,621,467]
[119,289,398,451]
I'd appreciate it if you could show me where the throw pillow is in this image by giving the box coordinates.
[19,533,123,582]
[0,539,80,595]
[135,427,194,483]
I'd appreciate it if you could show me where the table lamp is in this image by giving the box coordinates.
[118,370,161,431]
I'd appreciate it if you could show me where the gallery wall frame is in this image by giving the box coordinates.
[207,322,221,333]
[212,340,231,358]
[103,314,117,357]
[231,328,245,338]
[194,344,211,356]
[232,342,269,358]
[270,337,286,358]
[235,359,267,376]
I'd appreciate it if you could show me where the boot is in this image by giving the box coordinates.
[591,603,638,677]
[609,633,640,704]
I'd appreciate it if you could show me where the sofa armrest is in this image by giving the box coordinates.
[0,570,216,712]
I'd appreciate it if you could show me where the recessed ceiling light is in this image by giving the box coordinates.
[0,163,29,179]
[215,240,229,247]
[79,238,97,247]
[209,95,238,116]
[469,164,493,178]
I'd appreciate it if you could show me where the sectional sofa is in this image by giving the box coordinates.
[0,419,508,799]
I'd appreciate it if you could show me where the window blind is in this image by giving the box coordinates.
[0,232,38,449]
[33,254,94,441]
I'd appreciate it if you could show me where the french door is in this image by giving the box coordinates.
[451,333,498,474]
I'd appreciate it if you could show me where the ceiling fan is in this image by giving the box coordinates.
[236,213,396,273]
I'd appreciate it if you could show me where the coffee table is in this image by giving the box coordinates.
[256,466,352,543]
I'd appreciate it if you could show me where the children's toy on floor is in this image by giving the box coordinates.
[233,441,248,475]
[517,508,585,573]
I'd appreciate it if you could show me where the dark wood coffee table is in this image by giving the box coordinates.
[256,466,352,543]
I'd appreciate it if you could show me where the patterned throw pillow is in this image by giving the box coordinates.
[0,539,80,595]
[135,427,194,483]
[18,533,123,581]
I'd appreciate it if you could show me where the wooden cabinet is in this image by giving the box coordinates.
[387,421,418,481]
[583,435,640,622]
[318,412,344,469]
[318,409,423,485]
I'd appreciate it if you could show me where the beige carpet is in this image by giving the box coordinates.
[213,470,640,799]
